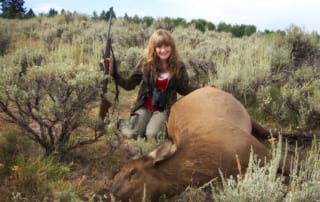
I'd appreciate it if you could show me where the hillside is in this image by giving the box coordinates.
[0,14,320,201]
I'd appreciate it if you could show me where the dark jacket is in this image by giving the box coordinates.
[117,60,198,114]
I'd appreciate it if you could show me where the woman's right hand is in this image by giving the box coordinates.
[100,57,114,76]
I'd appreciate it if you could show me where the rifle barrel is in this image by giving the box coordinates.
[104,7,114,59]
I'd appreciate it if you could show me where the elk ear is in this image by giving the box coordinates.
[148,140,177,165]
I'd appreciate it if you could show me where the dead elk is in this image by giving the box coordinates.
[110,87,286,202]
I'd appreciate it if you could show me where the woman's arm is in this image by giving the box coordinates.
[117,67,143,90]
[176,62,199,95]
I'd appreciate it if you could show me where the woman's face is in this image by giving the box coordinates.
[155,44,171,62]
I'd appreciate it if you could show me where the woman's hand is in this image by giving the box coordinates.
[100,57,114,76]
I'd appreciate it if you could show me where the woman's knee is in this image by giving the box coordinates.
[145,123,166,138]
[145,128,158,138]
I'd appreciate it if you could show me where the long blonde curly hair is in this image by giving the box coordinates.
[142,29,180,78]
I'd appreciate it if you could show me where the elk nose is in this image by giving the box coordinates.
[111,182,120,194]
[110,182,124,201]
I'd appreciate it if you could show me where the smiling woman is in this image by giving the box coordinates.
[104,28,199,140]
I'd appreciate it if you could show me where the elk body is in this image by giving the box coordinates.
[111,87,273,202]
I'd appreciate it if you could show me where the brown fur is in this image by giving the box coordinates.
[111,87,272,202]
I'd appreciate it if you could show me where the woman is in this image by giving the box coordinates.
[108,29,198,139]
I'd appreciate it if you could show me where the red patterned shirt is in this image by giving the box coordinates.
[144,72,169,110]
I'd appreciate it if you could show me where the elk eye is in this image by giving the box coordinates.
[129,168,137,178]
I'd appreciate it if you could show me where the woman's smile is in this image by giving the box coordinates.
[156,44,171,61]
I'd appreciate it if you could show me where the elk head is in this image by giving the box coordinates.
[110,140,177,202]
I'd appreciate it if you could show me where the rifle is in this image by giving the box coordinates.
[99,7,119,123]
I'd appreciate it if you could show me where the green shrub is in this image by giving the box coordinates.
[256,66,320,130]
[211,140,287,202]
[0,58,106,156]
[0,28,11,55]
[0,131,21,175]
[285,139,320,201]
[12,156,69,192]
